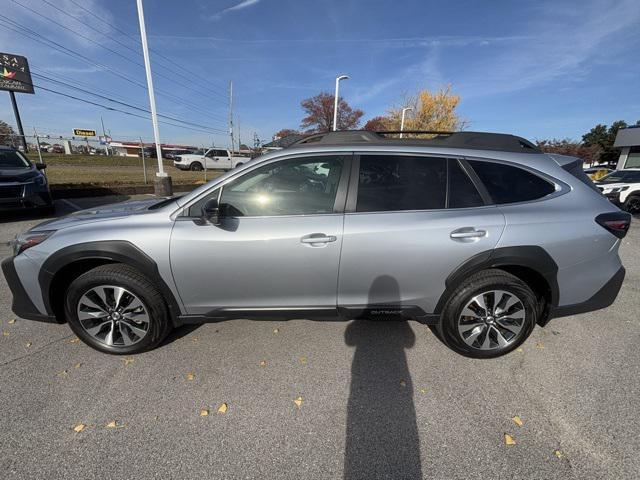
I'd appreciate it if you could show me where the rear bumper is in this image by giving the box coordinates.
[1,256,58,323]
[549,266,625,320]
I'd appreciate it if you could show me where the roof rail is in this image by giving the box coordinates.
[289,130,541,154]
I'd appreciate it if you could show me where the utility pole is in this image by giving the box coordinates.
[229,81,234,154]
[100,116,110,155]
[9,92,28,152]
[33,127,43,165]
[136,0,172,196]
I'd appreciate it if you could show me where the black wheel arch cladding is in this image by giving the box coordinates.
[39,240,182,326]
[434,246,559,314]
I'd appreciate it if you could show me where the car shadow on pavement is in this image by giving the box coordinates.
[344,276,422,480]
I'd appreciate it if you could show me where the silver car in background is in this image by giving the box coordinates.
[2,131,630,358]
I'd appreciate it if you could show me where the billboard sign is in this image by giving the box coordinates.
[73,129,97,137]
[0,52,34,94]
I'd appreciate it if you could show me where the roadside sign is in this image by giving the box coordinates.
[73,128,97,137]
[0,52,34,94]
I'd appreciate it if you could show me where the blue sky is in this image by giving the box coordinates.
[1,0,639,147]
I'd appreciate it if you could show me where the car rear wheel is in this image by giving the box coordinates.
[623,195,640,214]
[65,264,172,354]
[439,269,538,358]
[189,162,203,171]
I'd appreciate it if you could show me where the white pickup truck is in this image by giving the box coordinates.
[173,148,248,171]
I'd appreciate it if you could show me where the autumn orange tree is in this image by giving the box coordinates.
[385,85,466,134]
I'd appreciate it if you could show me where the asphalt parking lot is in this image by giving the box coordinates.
[1,197,639,480]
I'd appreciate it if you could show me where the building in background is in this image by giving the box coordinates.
[614,126,640,169]
[109,141,197,157]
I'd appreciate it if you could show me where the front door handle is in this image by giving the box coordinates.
[450,228,487,239]
[301,233,337,245]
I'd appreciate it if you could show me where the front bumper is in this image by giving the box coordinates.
[1,256,57,323]
[603,192,622,207]
[0,183,53,211]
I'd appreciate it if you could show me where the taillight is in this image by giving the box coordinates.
[595,212,632,239]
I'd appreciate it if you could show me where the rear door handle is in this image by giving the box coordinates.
[450,228,487,239]
[301,233,337,245]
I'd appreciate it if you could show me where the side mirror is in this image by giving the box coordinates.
[202,198,221,224]
[36,163,47,170]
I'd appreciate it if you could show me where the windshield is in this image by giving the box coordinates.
[0,150,31,169]
[598,170,640,184]
[148,195,182,210]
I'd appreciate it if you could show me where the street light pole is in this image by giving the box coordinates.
[400,107,413,138]
[332,74,349,131]
[136,0,172,196]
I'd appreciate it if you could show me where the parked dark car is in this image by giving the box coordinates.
[0,145,54,214]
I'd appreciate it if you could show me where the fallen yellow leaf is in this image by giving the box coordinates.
[259,360,267,367]
[293,396,303,408]
[69,337,80,344]
[504,433,516,445]
[200,409,209,417]
[74,363,82,369]
[2,331,9,337]
[25,342,32,348]
[57,370,68,376]
[554,450,563,459]
[105,421,117,429]
[123,358,134,366]
[73,423,85,433]
[399,380,406,388]
[419,388,427,394]
[536,343,545,349]
[512,416,523,427]
[299,357,307,365]
[186,372,195,381]
[273,328,279,334]
[217,403,228,414]
[192,337,199,343]
[8,319,16,324]
[516,348,524,353]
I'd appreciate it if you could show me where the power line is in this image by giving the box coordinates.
[30,72,225,132]
[8,76,226,135]
[43,0,229,99]
[30,66,227,125]
[12,0,228,103]
[0,17,227,122]
[66,0,229,92]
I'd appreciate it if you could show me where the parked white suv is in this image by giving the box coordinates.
[174,148,248,171]
[596,168,640,213]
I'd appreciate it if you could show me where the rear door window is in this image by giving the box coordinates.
[356,155,447,212]
[468,160,555,204]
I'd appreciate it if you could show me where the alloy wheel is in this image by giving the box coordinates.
[77,285,150,347]
[457,290,525,350]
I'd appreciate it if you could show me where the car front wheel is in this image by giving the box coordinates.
[190,162,203,171]
[65,264,172,354]
[439,269,538,358]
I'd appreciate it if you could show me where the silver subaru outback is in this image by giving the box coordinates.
[2,131,631,358]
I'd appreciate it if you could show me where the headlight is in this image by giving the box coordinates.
[11,230,55,256]
[34,174,47,186]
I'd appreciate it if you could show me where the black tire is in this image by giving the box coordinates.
[64,264,172,355]
[235,162,243,168]
[623,195,640,214]
[189,162,203,171]
[438,269,538,358]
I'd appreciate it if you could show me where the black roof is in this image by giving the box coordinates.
[289,130,541,154]
[262,133,307,149]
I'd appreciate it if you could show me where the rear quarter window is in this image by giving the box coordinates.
[468,160,556,204]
